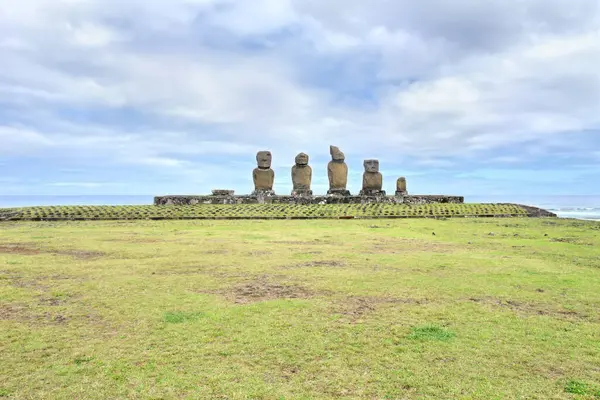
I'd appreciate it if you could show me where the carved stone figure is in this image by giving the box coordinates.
[396,177,408,196]
[327,145,350,195]
[360,159,385,196]
[253,151,275,193]
[291,152,312,196]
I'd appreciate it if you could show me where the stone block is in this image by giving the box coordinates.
[212,189,235,196]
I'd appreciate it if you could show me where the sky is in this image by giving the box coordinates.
[1,0,599,197]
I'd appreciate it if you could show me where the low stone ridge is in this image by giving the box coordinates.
[154,195,466,206]
[502,203,558,218]
[0,203,559,221]
[212,190,235,196]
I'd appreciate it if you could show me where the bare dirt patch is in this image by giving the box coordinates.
[0,243,42,255]
[202,249,229,255]
[284,260,346,269]
[38,297,65,306]
[102,237,164,244]
[8,274,82,293]
[56,250,105,260]
[269,240,318,245]
[0,303,69,325]
[214,276,317,304]
[245,251,272,256]
[0,243,104,259]
[152,267,212,276]
[334,296,428,323]
[10,278,48,291]
[549,237,594,246]
[364,239,457,254]
[468,297,590,320]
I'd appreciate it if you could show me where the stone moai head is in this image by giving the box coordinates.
[256,151,272,169]
[364,159,379,173]
[295,152,309,166]
[330,145,345,161]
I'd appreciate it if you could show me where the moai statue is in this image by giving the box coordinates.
[396,177,408,196]
[252,151,275,195]
[327,145,350,196]
[359,159,385,196]
[291,152,312,196]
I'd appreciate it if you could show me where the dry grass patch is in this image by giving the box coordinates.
[0,243,104,259]
[365,238,458,254]
[0,303,69,325]
[268,240,320,245]
[468,297,591,321]
[0,243,42,255]
[214,276,317,304]
[333,296,429,323]
[284,260,347,269]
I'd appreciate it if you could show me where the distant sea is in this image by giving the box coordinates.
[0,195,599,221]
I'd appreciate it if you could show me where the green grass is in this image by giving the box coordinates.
[1,217,599,399]
[163,311,206,324]
[0,203,531,221]
[408,325,456,341]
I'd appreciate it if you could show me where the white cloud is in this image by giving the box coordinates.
[0,0,598,194]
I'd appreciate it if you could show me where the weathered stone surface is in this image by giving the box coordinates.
[327,145,349,194]
[360,159,384,196]
[327,189,351,196]
[155,194,466,205]
[253,151,275,192]
[253,169,275,191]
[291,152,312,195]
[212,189,235,196]
[364,159,379,173]
[396,177,407,196]
[330,145,345,161]
[256,151,272,169]
[295,152,309,166]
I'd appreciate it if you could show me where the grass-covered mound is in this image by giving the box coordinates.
[1,218,599,398]
[0,203,541,221]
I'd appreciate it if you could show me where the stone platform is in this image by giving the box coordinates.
[154,194,465,206]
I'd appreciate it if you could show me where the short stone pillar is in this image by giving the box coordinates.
[327,145,350,196]
[291,152,312,196]
[359,159,385,196]
[252,151,275,196]
[395,177,408,196]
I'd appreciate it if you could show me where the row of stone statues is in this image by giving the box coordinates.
[252,146,408,196]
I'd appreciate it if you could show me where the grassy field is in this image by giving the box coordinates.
[0,203,533,221]
[1,218,599,399]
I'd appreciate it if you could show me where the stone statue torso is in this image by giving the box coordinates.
[363,172,383,191]
[328,161,348,190]
[253,168,274,191]
[292,165,312,190]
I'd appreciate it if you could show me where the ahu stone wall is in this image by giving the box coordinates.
[154,194,465,206]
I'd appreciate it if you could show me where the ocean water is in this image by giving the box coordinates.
[467,195,600,221]
[0,194,598,221]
